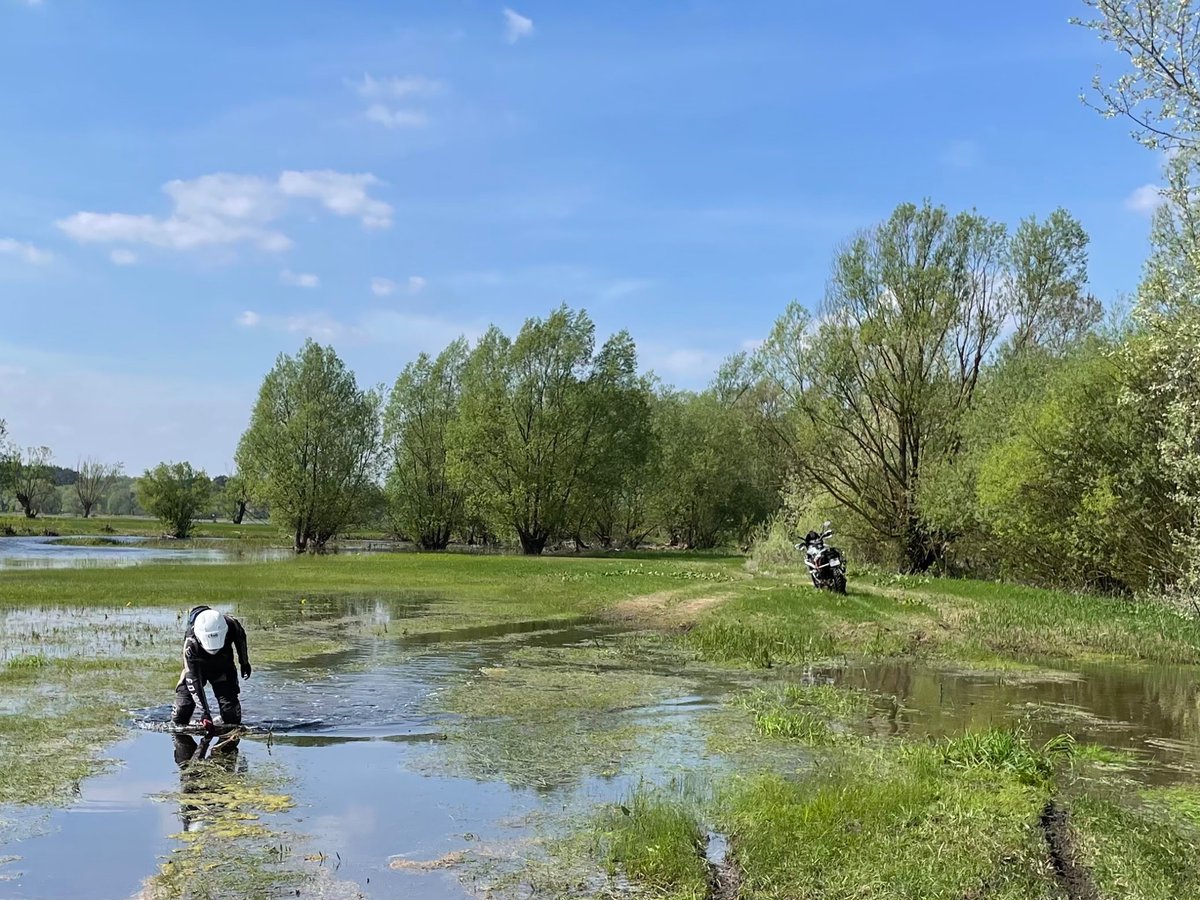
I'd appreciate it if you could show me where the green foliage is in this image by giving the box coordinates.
[654,388,775,549]
[217,473,255,525]
[1006,208,1099,355]
[755,202,1093,573]
[237,339,383,552]
[973,340,1178,592]
[747,513,802,574]
[1076,1,1200,600]
[135,462,211,538]
[383,339,468,549]
[452,306,646,554]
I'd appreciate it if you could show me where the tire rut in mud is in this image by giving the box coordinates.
[703,831,742,900]
[1039,800,1099,900]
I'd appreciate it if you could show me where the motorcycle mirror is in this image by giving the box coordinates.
[822,520,832,531]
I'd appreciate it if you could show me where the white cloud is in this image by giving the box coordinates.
[277,170,392,228]
[370,277,396,297]
[1126,183,1165,217]
[639,345,723,384]
[371,275,426,296]
[0,238,52,265]
[57,169,392,252]
[740,338,764,352]
[355,74,445,99]
[354,74,444,130]
[940,139,980,169]
[109,249,137,266]
[364,104,429,129]
[503,7,534,43]
[280,269,320,288]
[236,310,261,327]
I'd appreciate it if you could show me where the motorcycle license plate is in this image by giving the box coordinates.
[827,558,840,566]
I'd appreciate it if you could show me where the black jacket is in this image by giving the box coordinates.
[177,606,250,720]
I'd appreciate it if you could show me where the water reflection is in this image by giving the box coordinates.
[818,659,1200,779]
[172,733,245,832]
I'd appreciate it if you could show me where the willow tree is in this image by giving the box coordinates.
[11,446,55,519]
[75,459,123,518]
[383,338,468,550]
[756,203,1011,571]
[452,306,642,555]
[236,340,382,553]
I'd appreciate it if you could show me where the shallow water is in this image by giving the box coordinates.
[6,602,1200,897]
[0,535,294,569]
[818,659,1200,781]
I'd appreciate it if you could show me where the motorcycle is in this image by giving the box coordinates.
[794,522,847,594]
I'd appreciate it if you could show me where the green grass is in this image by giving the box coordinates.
[740,684,871,746]
[593,788,710,900]
[864,573,1200,664]
[718,744,1057,900]
[683,583,935,667]
[681,567,1200,668]
[937,727,1075,786]
[1070,792,1200,900]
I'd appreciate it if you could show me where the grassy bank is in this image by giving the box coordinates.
[685,568,1200,668]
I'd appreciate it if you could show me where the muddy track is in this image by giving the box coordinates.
[703,832,742,900]
[1039,800,1099,900]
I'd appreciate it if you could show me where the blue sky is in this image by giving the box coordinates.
[0,0,1162,472]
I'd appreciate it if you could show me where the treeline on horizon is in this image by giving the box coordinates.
[3,3,1200,601]
[0,190,1194,601]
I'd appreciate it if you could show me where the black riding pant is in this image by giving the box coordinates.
[172,669,241,726]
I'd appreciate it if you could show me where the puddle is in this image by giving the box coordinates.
[0,535,294,569]
[8,602,1200,897]
[817,659,1200,781]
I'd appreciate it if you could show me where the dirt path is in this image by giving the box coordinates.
[610,589,736,627]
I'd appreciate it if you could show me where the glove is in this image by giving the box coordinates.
[241,662,252,680]
[200,717,215,732]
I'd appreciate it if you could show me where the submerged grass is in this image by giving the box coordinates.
[434,652,684,788]
[143,746,303,900]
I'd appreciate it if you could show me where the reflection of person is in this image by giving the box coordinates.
[172,605,252,731]
[172,732,243,832]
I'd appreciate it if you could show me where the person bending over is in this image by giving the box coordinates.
[172,605,252,730]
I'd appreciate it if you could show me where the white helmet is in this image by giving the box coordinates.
[194,609,228,653]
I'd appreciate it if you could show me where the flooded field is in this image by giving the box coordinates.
[0,536,294,570]
[3,588,1200,898]
[4,555,1200,898]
